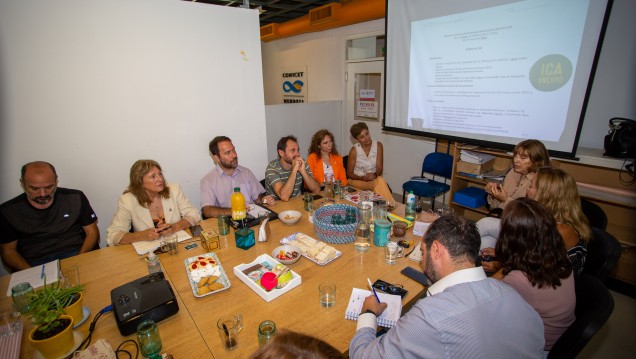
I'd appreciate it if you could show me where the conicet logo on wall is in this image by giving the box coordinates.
[283,80,304,93]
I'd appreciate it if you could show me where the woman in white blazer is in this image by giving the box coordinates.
[107,159,201,246]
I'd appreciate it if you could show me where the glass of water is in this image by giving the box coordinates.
[319,283,336,308]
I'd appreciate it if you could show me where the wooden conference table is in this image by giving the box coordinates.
[0,195,427,358]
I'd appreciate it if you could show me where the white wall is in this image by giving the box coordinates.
[0,0,267,275]
[266,101,343,162]
[262,19,442,195]
[261,0,636,186]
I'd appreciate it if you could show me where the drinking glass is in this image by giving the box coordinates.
[303,193,313,211]
[436,205,454,217]
[0,311,21,337]
[385,242,402,264]
[319,283,336,308]
[137,319,162,358]
[218,215,230,235]
[166,234,178,255]
[257,320,277,347]
[60,265,80,289]
[11,282,33,313]
[217,315,243,350]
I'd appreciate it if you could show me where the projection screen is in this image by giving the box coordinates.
[384,0,613,158]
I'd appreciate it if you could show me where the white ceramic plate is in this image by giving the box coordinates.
[280,232,342,266]
[184,252,231,298]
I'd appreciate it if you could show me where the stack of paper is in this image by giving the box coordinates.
[460,150,496,164]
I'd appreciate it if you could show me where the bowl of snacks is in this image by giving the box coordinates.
[272,245,302,265]
[279,210,302,225]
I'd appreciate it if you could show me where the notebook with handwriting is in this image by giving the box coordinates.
[344,288,402,328]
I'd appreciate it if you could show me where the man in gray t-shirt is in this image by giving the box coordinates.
[264,135,320,201]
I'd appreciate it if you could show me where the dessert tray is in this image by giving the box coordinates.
[184,252,231,298]
[234,254,301,302]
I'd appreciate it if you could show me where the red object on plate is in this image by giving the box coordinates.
[260,272,278,291]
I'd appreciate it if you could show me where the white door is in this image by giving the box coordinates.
[343,60,385,147]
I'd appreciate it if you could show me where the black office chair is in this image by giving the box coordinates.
[402,152,453,209]
[580,198,608,230]
[547,273,614,359]
[583,227,622,283]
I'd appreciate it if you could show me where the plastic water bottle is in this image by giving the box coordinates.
[147,251,161,274]
[405,191,416,222]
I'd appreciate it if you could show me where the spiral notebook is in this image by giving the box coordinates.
[344,288,403,328]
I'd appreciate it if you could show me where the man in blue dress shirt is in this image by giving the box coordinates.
[349,215,545,359]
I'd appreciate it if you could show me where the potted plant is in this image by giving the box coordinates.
[25,278,85,358]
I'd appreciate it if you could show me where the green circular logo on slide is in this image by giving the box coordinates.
[529,54,572,92]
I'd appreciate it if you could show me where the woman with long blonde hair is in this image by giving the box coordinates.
[527,167,591,275]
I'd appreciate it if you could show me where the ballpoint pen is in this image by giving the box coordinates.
[367,278,381,303]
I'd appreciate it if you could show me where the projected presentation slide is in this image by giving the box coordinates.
[407,1,586,141]
[385,0,610,155]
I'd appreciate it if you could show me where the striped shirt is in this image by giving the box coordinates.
[264,159,312,200]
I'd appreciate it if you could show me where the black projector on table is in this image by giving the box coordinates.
[111,272,179,336]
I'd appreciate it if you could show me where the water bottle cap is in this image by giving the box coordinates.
[148,251,156,260]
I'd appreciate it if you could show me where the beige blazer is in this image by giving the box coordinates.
[106,183,201,246]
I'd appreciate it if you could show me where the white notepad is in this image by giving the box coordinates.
[6,259,60,296]
[344,288,402,328]
[131,230,192,255]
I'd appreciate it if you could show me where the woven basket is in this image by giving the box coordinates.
[312,204,358,244]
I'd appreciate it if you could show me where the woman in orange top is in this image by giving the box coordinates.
[307,129,348,186]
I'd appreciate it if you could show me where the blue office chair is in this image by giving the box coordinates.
[402,152,453,209]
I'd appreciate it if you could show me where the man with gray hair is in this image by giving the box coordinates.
[349,214,545,359]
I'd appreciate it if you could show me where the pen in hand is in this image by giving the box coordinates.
[367,278,381,303]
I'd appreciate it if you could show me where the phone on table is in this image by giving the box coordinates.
[400,266,430,287]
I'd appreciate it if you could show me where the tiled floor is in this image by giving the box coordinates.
[578,289,636,358]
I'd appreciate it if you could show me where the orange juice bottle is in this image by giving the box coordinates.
[231,187,246,223]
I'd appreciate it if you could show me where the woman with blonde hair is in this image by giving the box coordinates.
[306,129,348,186]
[479,167,591,276]
[527,167,591,275]
[346,122,393,200]
[107,159,200,246]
